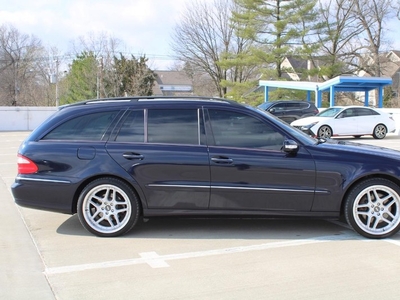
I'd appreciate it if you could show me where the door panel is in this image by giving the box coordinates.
[356,115,376,134]
[206,109,316,211]
[106,108,210,210]
[107,144,211,209]
[333,117,357,135]
[208,147,316,211]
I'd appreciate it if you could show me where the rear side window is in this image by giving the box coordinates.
[299,102,310,109]
[115,110,144,142]
[147,109,199,145]
[43,111,118,141]
[355,108,379,116]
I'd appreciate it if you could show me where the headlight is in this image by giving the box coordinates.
[301,122,319,130]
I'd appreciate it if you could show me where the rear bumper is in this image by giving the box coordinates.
[11,179,76,214]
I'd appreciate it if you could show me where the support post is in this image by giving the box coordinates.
[378,87,383,108]
[264,86,269,102]
[364,91,369,107]
[330,86,335,107]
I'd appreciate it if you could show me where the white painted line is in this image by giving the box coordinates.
[328,220,400,245]
[44,232,353,275]
[139,251,170,268]
[384,239,400,247]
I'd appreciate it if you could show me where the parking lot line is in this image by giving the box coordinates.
[44,231,355,275]
[385,239,400,247]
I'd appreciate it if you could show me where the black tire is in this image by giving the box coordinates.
[344,178,400,239]
[317,125,332,139]
[77,177,139,237]
[372,124,387,139]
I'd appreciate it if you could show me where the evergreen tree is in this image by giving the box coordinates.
[60,51,98,104]
[232,0,319,79]
[111,54,155,97]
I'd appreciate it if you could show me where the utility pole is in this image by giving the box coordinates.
[55,58,60,107]
[96,57,103,99]
[55,59,59,107]
[13,60,18,106]
[50,59,60,106]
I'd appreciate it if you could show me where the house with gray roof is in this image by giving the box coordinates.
[153,71,193,96]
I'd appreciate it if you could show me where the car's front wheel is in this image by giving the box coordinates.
[345,178,400,239]
[317,125,332,138]
[372,124,387,139]
[77,177,139,237]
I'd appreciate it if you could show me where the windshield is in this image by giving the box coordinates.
[317,107,343,117]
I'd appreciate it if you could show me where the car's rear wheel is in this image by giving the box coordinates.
[77,177,139,237]
[317,125,332,138]
[345,178,400,239]
[372,124,387,139]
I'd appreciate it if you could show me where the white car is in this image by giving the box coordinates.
[291,106,396,139]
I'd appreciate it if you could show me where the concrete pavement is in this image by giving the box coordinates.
[2,131,400,300]
[0,132,54,299]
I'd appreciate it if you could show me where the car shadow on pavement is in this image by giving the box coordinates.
[57,215,362,240]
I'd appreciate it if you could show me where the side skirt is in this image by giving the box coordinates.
[142,209,339,218]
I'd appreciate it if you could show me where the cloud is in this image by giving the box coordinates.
[0,0,193,68]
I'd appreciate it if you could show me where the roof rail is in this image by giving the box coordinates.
[64,95,235,107]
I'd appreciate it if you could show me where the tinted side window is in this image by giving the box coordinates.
[43,111,118,140]
[115,110,144,142]
[346,109,356,117]
[287,103,302,110]
[355,108,379,116]
[208,109,284,150]
[148,109,199,145]
[273,103,287,111]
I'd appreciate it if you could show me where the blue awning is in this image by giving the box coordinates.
[259,76,393,108]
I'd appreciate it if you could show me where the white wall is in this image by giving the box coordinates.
[0,107,57,131]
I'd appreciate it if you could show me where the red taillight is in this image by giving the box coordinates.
[17,154,38,174]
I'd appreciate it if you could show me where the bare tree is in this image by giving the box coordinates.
[313,0,365,79]
[171,0,256,97]
[0,24,46,106]
[352,0,398,77]
[398,0,400,20]
[37,47,68,106]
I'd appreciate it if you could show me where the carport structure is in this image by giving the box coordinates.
[259,76,393,108]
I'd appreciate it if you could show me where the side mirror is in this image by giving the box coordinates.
[269,108,275,113]
[283,139,299,154]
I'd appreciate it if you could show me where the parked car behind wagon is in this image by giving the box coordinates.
[257,100,319,123]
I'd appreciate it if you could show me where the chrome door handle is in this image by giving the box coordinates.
[123,153,144,160]
[211,157,233,164]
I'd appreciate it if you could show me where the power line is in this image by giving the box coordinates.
[0,52,178,64]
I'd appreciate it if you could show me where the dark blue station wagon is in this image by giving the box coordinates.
[11,97,400,238]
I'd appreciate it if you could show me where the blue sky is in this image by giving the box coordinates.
[1,0,399,70]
